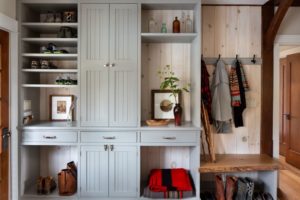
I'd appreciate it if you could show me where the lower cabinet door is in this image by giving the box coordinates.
[109,145,138,197]
[80,146,109,197]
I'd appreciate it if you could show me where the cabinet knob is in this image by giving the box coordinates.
[110,145,114,151]
[104,63,109,67]
[109,63,115,67]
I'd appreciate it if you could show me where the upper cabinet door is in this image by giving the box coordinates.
[80,4,109,127]
[109,146,138,198]
[109,4,138,127]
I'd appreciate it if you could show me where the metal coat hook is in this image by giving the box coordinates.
[236,54,238,60]
[218,54,221,60]
[251,54,256,64]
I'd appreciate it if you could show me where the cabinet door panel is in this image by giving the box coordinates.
[109,4,138,127]
[109,146,138,197]
[80,4,109,126]
[81,4,109,66]
[80,146,109,197]
[81,69,109,126]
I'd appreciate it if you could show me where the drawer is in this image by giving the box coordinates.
[80,132,137,143]
[141,131,197,143]
[22,131,78,143]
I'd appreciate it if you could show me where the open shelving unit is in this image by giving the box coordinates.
[139,2,201,199]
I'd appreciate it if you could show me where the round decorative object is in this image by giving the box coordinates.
[160,99,173,112]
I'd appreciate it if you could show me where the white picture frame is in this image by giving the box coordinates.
[50,95,74,121]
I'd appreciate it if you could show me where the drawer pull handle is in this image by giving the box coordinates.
[103,136,116,140]
[43,136,57,139]
[104,145,108,151]
[163,137,176,140]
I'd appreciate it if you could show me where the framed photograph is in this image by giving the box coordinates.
[151,90,181,120]
[50,95,74,121]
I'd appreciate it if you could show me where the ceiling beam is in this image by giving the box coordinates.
[265,0,294,48]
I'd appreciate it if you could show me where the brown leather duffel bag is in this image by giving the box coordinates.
[58,162,77,196]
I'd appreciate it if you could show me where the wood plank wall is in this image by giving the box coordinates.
[202,6,262,154]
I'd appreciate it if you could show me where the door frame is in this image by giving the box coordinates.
[273,35,300,159]
[0,12,18,200]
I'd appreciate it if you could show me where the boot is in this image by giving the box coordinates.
[245,177,254,200]
[36,176,44,194]
[215,175,225,200]
[235,178,247,200]
[44,176,57,194]
[225,176,237,200]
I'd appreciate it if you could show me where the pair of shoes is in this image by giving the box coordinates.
[30,60,58,69]
[57,27,76,38]
[253,192,274,200]
[235,177,254,200]
[41,43,57,54]
[36,176,57,195]
[215,175,237,200]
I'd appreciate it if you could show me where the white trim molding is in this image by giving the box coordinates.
[0,12,18,200]
[273,35,300,159]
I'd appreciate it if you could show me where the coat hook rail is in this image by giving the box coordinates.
[202,56,262,65]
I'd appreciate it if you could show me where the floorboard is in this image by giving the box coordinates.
[278,156,300,199]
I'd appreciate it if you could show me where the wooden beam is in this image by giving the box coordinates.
[265,0,294,48]
[261,0,292,156]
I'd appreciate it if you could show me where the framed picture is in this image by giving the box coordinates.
[151,90,181,120]
[50,95,74,121]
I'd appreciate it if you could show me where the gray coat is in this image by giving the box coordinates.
[211,59,232,133]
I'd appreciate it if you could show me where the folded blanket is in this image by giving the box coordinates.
[148,169,193,192]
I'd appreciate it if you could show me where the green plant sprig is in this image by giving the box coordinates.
[158,65,190,104]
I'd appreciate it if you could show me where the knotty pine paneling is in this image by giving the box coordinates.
[202,6,262,154]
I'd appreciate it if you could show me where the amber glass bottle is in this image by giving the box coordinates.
[173,17,180,33]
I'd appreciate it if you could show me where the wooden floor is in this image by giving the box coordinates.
[278,156,300,199]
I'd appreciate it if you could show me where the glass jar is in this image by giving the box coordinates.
[185,15,193,33]
[148,17,156,33]
[161,23,167,33]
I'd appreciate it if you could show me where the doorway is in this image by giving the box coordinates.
[0,29,10,200]
[277,45,300,199]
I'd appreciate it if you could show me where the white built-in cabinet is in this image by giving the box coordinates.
[80,145,138,198]
[80,3,138,127]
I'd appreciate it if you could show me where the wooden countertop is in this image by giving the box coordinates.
[200,154,281,173]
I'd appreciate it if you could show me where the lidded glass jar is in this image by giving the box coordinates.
[161,23,167,33]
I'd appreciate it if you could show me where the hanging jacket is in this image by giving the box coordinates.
[201,59,212,123]
[211,59,232,133]
[229,60,249,127]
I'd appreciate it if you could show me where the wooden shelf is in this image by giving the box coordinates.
[22,53,78,59]
[22,69,78,73]
[200,154,280,173]
[22,84,77,88]
[22,38,78,46]
[141,33,197,43]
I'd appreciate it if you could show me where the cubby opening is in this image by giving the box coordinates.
[200,171,277,199]
[20,145,78,198]
[22,87,79,126]
[140,146,199,199]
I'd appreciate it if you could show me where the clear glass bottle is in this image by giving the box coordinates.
[161,23,167,33]
[185,15,193,33]
[173,17,180,33]
[148,17,156,33]
[180,12,186,33]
